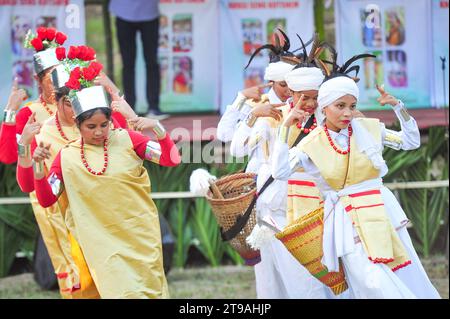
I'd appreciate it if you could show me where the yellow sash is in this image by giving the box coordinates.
[60,129,169,298]
[35,121,99,299]
[299,118,410,270]
[281,104,323,223]
[287,179,323,223]
[245,100,323,224]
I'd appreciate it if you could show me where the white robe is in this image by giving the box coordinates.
[217,92,251,143]
[272,103,441,299]
[230,90,334,298]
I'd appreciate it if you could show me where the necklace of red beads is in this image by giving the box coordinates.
[323,123,353,155]
[297,117,317,133]
[80,138,109,175]
[55,112,69,141]
[289,101,318,133]
[40,95,54,116]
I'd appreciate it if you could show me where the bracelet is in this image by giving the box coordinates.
[3,110,16,124]
[18,143,31,159]
[399,108,411,122]
[126,119,136,131]
[279,125,290,144]
[233,93,247,111]
[245,112,257,128]
[33,160,45,175]
[396,101,411,122]
[153,121,166,139]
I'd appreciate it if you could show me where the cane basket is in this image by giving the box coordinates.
[205,172,260,266]
[275,207,348,295]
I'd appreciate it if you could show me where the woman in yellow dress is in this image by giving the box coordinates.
[31,79,180,298]
[0,27,67,164]
[16,65,101,298]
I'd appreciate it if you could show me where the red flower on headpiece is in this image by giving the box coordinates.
[71,67,82,80]
[77,45,88,60]
[89,61,103,76]
[55,47,66,60]
[84,47,96,61]
[55,32,67,45]
[30,38,44,51]
[67,46,80,59]
[65,76,81,90]
[36,27,47,41]
[46,28,56,41]
[81,66,97,81]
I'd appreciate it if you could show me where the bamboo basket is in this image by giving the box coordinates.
[205,172,260,266]
[275,207,348,295]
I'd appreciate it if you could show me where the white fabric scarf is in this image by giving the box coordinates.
[264,61,294,82]
[284,66,324,92]
[317,76,388,175]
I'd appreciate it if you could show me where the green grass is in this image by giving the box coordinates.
[0,265,256,299]
[0,257,448,299]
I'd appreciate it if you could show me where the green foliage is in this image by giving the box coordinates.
[383,126,449,257]
[190,198,224,267]
[144,156,247,268]
[2,126,447,274]
[0,164,37,277]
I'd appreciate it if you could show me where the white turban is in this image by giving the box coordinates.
[316,76,359,125]
[318,76,359,110]
[284,67,324,92]
[316,76,388,176]
[264,61,294,82]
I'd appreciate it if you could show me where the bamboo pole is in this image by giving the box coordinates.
[314,0,325,41]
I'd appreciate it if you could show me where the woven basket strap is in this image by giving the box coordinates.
[220,115,315,241]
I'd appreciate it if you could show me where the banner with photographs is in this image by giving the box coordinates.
[0,0,86,113]
[135,0,219,113]
[219,0,314,113]
[431,0,449,108]
[335,0,433,110]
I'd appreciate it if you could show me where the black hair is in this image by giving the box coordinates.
[36,65,55,81]
[55,86,70,102]
[36,70,46,81]
[76,107,112,128]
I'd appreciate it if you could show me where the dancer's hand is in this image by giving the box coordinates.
[20,112,41,145]
[376,84,399,107]
[108,87,137,120]
[283,95,309,127]
[251,102,283,121]
[95,72,121,95]
[33,141,51,163]
[6,77,28,111]
[241,83,272,101]
[127,117,159,132]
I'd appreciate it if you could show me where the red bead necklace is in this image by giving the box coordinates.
[297,117,317,133]
[289,101,318,133]
[55,112,69,141]
[323,124,353,155]
[40,95,54,116]
[80,138,109,175]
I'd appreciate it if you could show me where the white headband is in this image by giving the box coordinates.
[315,76,359,125]
[264,61,293,82]
[284,66,324,92]
[318,76,359,109]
